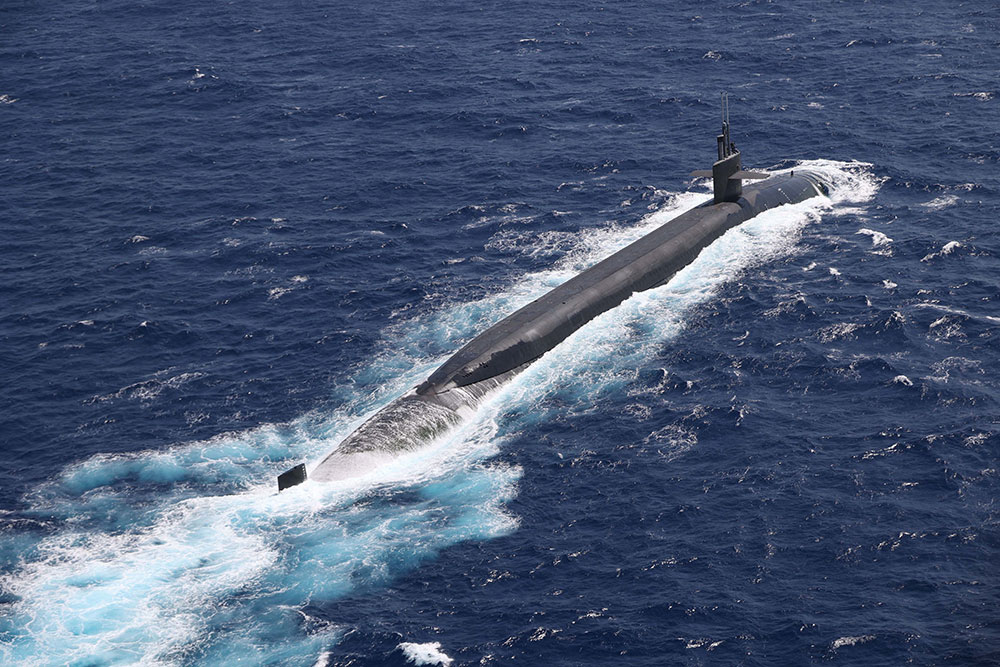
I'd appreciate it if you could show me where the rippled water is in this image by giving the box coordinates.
[3,1,998,665]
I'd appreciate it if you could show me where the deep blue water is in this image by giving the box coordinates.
[3,1,999,664]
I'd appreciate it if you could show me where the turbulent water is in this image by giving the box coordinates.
[3,1,999,665]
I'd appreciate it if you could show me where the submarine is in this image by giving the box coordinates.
[277,95,829,491]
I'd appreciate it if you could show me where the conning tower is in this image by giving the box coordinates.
[691,93,768,203]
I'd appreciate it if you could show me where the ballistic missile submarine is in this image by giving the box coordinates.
[277,95,828,491]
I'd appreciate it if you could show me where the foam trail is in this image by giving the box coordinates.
[0,160,877,665]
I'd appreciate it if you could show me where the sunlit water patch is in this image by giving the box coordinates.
[0,160,877,666]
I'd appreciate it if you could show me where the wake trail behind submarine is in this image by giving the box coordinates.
[280,99,832,490]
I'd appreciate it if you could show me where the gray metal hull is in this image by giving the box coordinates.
[310,171,827,483]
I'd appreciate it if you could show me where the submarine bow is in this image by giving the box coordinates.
[280,99,830,489]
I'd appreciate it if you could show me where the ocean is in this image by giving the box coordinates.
[2,1,998,664]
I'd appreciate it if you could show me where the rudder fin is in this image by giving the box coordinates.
[278,463,307,491]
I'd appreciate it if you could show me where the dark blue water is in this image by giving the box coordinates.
[3,1,999,664]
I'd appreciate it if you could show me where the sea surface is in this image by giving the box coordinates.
[2,1,999,665]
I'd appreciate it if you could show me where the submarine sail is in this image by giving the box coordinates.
[279,97,830,490]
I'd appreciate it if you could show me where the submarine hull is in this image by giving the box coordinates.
[306,171,828,484]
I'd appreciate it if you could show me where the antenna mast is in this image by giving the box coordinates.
[718,92,735,160]
[718,92,732,160]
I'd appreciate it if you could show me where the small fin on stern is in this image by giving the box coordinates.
[278,463,308,491]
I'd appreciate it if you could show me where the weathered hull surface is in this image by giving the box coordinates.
[308,171,828,483]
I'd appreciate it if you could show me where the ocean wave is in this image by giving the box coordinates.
[398,641,454,666]
[921,240,961,262]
